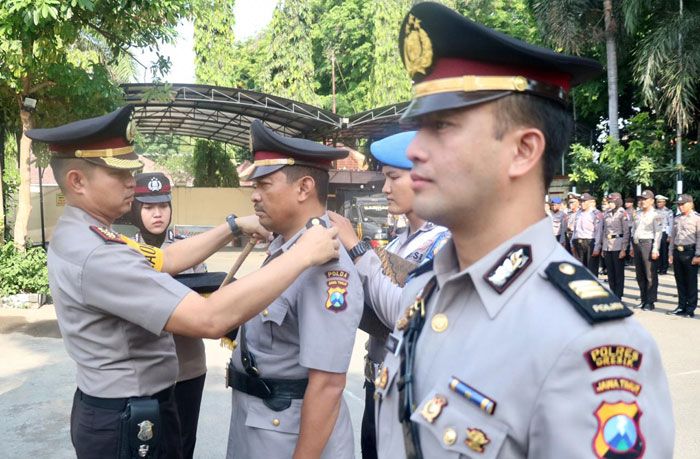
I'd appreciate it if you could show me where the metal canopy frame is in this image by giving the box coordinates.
[121,84,412,148]
[122,84,343,147]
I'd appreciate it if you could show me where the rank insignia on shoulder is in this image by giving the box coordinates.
[545,261,632,324]
[593,401,644,458]
[90,225,125,244]
[325,270,349,312]
[483,244,532,294]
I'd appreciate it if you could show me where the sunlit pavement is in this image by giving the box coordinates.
[0,249,697,458]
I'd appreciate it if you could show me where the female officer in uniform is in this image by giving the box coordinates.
[130,172,207,459]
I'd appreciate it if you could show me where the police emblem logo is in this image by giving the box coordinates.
[420,394,448,423]
[125,120,137,142]
[403,14,433,77]
[137,420,155,441]
[325,270,349,312]
[484,244,532,293]
[593,401,645,458]
[147,177,163,192]
[465,427,490,453]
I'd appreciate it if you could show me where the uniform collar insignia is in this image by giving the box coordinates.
[465,428,490,453]
[483,244,532,294]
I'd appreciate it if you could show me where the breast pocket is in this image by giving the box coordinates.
[257,297,291,352]
[245,397,302,435]
[410,384,508,458]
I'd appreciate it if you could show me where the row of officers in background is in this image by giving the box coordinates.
[549,190,700,317]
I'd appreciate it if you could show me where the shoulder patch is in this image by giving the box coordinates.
[545,261,632,324]
[90,225,125,244]
[484,244,531,294]
[325,270,349,313]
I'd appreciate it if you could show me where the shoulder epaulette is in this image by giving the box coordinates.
[407,258,434,281]
[545,261,632,325]
[90,225,125,244]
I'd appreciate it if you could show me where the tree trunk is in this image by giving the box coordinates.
[603,0,619,141]
[13,108,34,251]
[0,125,5,244]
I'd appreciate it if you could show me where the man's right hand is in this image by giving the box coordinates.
[327,211,360,251]
[293,225,340,267]
[234,215,272,241]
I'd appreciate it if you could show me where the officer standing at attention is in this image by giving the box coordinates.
[225,120,363,459]
[631,189,664,310]
[548,197,565,241]
[560,193,580,254]
[130,172,207,459]
[328,131,450,459]
[26,106,340,459]
[372,4,673,458]
[655,194,674,274]
[594,192,629,298]
[667,194,700,318]
[571,193,602,274]
[624,197,637,266]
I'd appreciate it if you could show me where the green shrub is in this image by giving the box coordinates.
[0,242,50,296]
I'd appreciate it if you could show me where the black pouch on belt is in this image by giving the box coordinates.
[119,398,161,458]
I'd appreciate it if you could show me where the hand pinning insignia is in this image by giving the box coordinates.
[483,244,532,293]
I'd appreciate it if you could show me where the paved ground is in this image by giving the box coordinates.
[0,248,698,458]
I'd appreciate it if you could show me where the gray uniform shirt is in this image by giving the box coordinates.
[632,209,663,253]
[595,207,630,252]
[135,231,208,382]
[572,208,601,241]
[49,206,191,397]
[669,212,700,257]
[227,215,363,459]
[549,210,565,238]
[658,207,674,234]
[374,218,674,458]
[356,222,449,364]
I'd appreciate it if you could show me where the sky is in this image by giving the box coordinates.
[133,0,278,84]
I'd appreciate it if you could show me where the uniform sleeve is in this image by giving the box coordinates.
[594,216,603,252]
[621,212,630,251]
[652,212,664,253]
[82,244,192,335]
[559,214,567,244]
[355,250,403,328]
[528,322,674,458]
[296,258,364,373]
[695,217,700,257]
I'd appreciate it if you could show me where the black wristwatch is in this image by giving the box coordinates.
[226,214,242,237]
[348,240,371,261]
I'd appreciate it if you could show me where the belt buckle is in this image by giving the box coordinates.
[607,234,613,240]
[678,246,685,252]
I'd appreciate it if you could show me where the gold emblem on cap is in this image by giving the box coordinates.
[513,76,529,91]
[558,263,576,275]
[442,427,457,446]
[375,366,389,390]
[403,14,433,78]
[421,394,448,423]
[125,120,137,142]
[465,428,490,453]
[431,313,449,333]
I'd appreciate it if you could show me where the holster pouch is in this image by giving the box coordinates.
[119,397,161,458]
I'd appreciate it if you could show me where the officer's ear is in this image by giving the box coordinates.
[65,166,91,196]
[296,175,316,203]
[506,127,546,180]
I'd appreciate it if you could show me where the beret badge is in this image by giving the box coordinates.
[403,14,433,78]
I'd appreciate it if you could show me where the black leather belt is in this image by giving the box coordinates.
[606,233,624,239]
[77,385,174,411]
[227,366,308,400]
[575,238,594,242]
[636,239,653,243]
[675,244,696,252]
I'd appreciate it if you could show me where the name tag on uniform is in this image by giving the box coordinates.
[385,333,403,356]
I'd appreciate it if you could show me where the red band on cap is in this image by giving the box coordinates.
[425,58,571,91]
[135,184,171,195]
[50,136,131,153]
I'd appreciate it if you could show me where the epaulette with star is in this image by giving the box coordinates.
[545,261,632,324]
[90,225,125,244]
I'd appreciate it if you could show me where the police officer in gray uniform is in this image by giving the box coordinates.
[667,194,700,318]
[571,193,602,275]
[225,120,363,459]
[631,189,664,310]
[329,131,449,459]
[655,194,674,274]
[560,193,580,254]
[131,172,207,459]
[372,4,674,458]
[594,192,630,297]
[548,197,565,241]
[26,106,340,459]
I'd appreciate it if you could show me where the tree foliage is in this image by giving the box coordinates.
[192,140,239,187]
[193,0,238,86]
